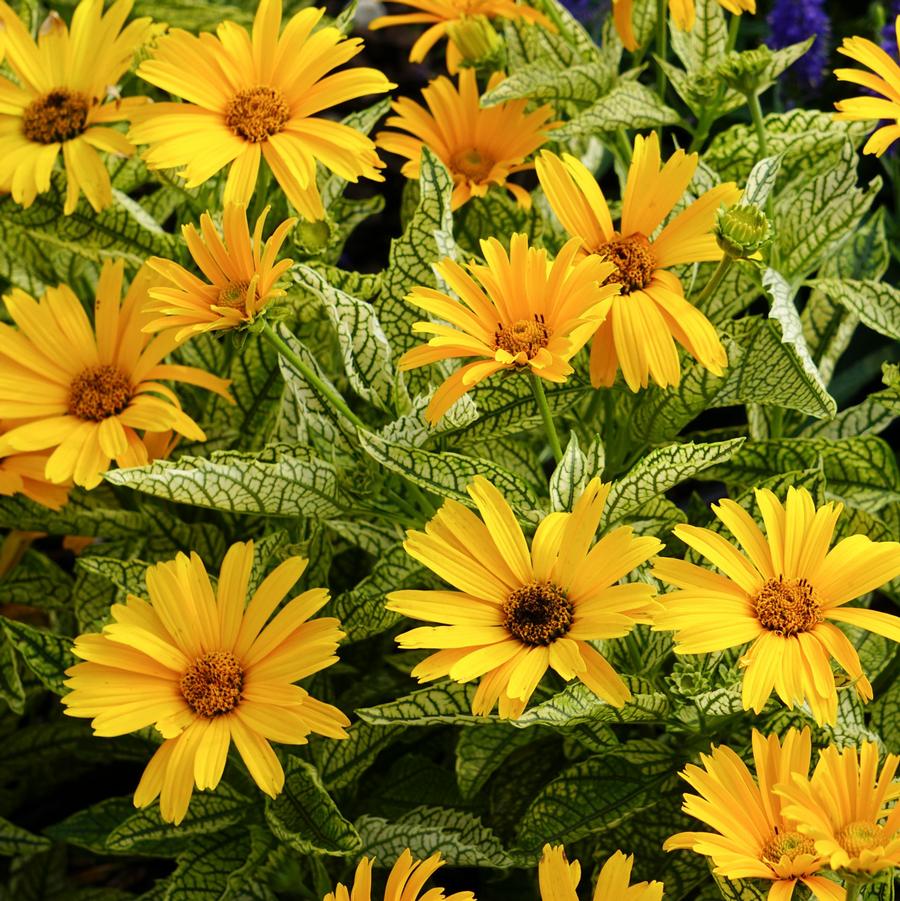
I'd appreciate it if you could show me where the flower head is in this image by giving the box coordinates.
[652,486,900,724]
[535,133,739,391]
[130,0,394,220]
[0,262,232,490]
[612,0,755,51]
[145,205,296,340]
[398,233,619,424]
[377,69,556,211]
[539,845,664,900]
[387,476,662,718]
[63,541,350,824]
[0,0,151,213]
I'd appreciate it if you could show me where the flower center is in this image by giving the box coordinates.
[760,829,817,866]
[22,89,90,144]
[754,576,821,637]
[217,281,250,309]
[180,651,244,717]
[68,365,133,422]
[502,581,574,646]
[836,820,890,859]
[225,86,291,143]
[451,148,495,182]
[494,316,550,359]
[597,233,655,293]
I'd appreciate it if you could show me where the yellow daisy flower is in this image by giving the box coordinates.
[0,261,232,490]
[539,844,664,900]
[324,850,475,901]
[130,0,394,221]
[0,429,71,510]
[652,486,900,725]
[611,0,756,51]
[834,17,900,157]
[398,233,619,424]
[535,134,739,392]
[145,204,296,340]
[664,729,842,901]
[376,69,556,211]
[777,741,900,876]
[387,476,663,719]
[0,0,151,214]
[63,541,350,825]
[368,0,551,74]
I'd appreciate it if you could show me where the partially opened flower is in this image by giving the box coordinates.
[536,134,739,391]
[777,741,900,876]
[539,845,664,900]
[612,0,756,51]
[664,729,841,901]
[377,69,556,210]
[652,486,900,724]
[63,541,350,824]
[0,0,151,213]
[130,0,394,220]
[324,850,475,901]
[145,205,296,340]
[398,233,619,424]
[387,476,662,718]
[834,17,900,156]
[0,430,70,510]
[0,262,231,490]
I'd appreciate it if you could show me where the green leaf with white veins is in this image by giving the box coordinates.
[480,61,613,108]
[552,81,680,139]
[811,278,900,343]
[550,434,588,512]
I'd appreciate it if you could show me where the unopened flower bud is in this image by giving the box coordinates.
[446,15,505,73]
[294,217,333,254]
[716,46,773,96]
[714,204,773,258]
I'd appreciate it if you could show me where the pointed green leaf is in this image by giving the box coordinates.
[811,278,900,342]
[554,81,680,138]
[1,617,72,695]
[549,434,588,512]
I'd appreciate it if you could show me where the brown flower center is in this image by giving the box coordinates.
[22,89,90,144]
[225,86,291,143]
[180,651,244,717]
[754,576,821,637]
[502,581,574,646]
[68,365,133,422]
[597,233,654,293]
[836,820,890,859]
[217,281,250,309]
[451,148,495,182]
[760,829,817,866]
[494,316,550,359]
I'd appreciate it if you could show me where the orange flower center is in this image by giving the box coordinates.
[754,576,821,637]
[837,820,889,859]
[451,148,495,182]
[502,581,573,646]
[68,365,133,422]
[22,89,90,144]
[597,233,654,293]
[180,651,244,717]
[225,86,291,143]
[760,829,816,866]
[217,281,250,309]
[494,316,550,359]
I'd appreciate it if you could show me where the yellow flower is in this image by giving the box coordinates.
[130,0,394,221]
[652,486,900,725]
[0,0,151,214]
[0,429,70,510]
[398,233,619,424]
[63,541,350,825]
[145,204,296,340]
[834,17,900,157]
[324,850,475,901]
[539,844,664,900]
[535,133,739,391]
[664,729,842,901]
[0,261,232,490]
[612,0,755,51]
[368,0,551,74]
[387,476,662,719]
[377,69,555,211]
[777,741,900,876]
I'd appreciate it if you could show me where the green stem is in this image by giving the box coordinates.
[530,373,564,463]
[747,91,768,157]
[693,254,734,310]
[655,0,668,104]
[616,127,634,165]
[261,321,367,431]
[844,878,864,901]
[726,11,740,52]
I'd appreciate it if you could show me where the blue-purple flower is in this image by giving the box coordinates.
[767,0,830,90]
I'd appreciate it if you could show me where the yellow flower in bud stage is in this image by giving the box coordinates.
[398,233,619,424]
[324,850,475,901]
[0,262,232,490]
[539,845,664,900]
[145,205,296,341]
[612,0,756,51]
[129,0,394,221]
[777,741,900,876]
[445,15,505,71]
[63,542,350,825]
[652,486,900,725]
[377,69,555,211]
[0,0,151,214]
[664,729,843,901]
[536,133,740,392]
[834,16,900,157]
[387,476,663,719]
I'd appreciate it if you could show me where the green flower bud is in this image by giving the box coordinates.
[716,46,773,96]
[685,64,723,107]
[714,203,773,258]
[446,15,505,73]
[293,217,333,254]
